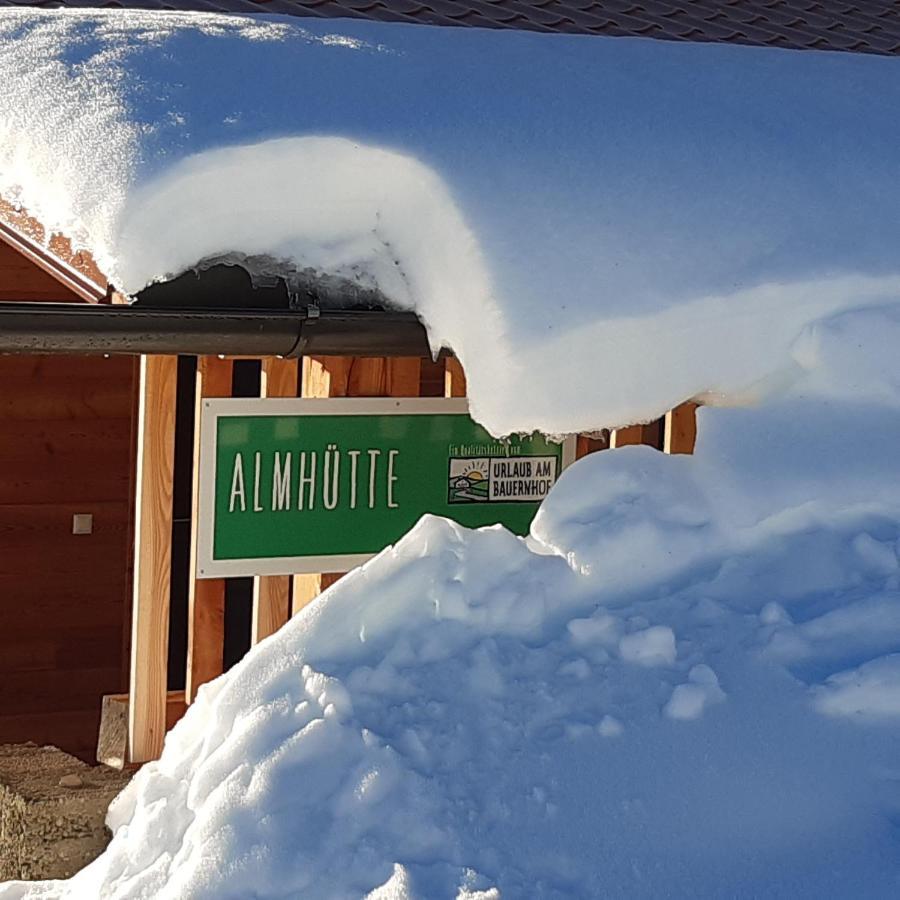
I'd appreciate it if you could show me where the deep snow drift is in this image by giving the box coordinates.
[2,11,900,896]
[2,10,900,433]
[4,308,900,898]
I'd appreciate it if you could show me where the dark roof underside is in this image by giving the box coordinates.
[2,1,899,56]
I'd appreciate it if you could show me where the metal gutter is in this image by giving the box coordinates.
[0,302,437,358]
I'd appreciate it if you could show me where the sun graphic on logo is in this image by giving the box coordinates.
[463,461,489,481]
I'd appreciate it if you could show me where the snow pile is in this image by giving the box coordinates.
[3,13,900,893]
[4,308,900,897]
[3,9,900,433]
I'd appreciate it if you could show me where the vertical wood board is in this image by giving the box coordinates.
[185,357,232,703]
[251,358,298,644]
[128,355,177,763]
[664,402,699,455]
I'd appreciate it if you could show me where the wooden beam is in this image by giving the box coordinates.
[444,357,467,398]
[98,690,186,769]
[664,402,699,455]
[128,355,177,764]
[292,356,422,616]
[251,358,298,645]
[185,357,232,703]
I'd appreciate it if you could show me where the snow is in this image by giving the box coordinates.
[4,301,900,897]
[618,625,677,667]
[3,9,900,434]
[813,655,900,720]
[664,665,727,721]
[2,9,900,898]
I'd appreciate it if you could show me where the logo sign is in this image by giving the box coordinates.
[197,398,574,578]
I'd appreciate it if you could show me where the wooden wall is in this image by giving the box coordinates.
[0,355,136,760]
[0,240,82,302]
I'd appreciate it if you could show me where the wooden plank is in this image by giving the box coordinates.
[575,432,610,459]
[0,667,124,715]
[292,356,422,616]
[0,542,131,670]
[302,356,422,399]
[0,417,132,465]
[0,240,83,302]
[610,424,646,448]
[260,355,298,399]
[611,416,669,451]
[0,469,132,507]
[0,355,132,381]
[0,354,135,763]
[0,625,124,674]
[301,355,352,398]
[0,589,125,630]
[185,357,233,703]
[251,358,298,645]
[128,355,177,764]
[121,355,142,706]
[0,710,105,763]
[419,357,446,397]
[444,357,467,398]
[97,691,187,769]
[0,196,110,294]
[0,382,133,420]
[0,499,129,536]
[664,402,699,455]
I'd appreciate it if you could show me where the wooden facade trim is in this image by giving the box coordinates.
[664,402,699,454]
[0,217,107,304]
[128,355,177,763]
[251,358,299,645]
[444,357,467,398]
[185,357,233,704]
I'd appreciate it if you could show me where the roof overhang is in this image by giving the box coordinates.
[0,218,107,304]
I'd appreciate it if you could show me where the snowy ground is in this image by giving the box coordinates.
[3,306,900,898]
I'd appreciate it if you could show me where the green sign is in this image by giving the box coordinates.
[197,398,574,577]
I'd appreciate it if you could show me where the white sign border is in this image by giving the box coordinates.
[197,397,576,579]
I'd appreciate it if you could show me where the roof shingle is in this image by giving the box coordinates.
[1,0,899,56]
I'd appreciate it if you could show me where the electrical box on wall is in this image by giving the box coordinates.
[72,513,93,535]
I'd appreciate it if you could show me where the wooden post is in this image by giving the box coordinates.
[128,355,177,763]
[292,356,422,615]
[664,402,699,454]
[251,358,298,644]
[444,357,467,398]
[185,356,232,703]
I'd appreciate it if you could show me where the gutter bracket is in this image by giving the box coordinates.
[283,303,320,359]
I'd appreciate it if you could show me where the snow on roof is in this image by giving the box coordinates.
[2,8,900,435]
